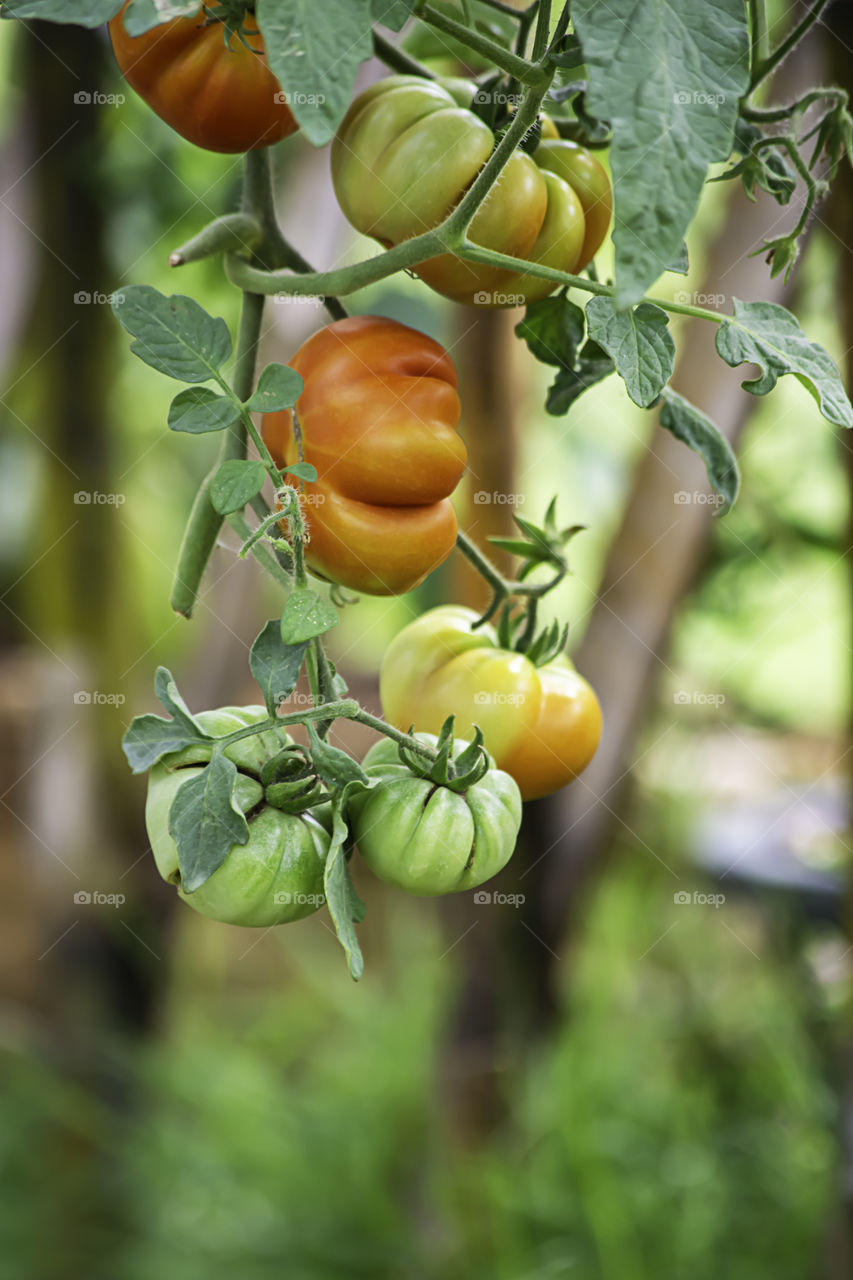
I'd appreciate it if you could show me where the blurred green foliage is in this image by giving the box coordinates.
[0,857,836,1279]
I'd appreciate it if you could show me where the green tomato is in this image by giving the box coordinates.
[330,75,595,307]
[349,733,522,896]
[145,706,330,927]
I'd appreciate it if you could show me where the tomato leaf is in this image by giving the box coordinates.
[572,0,750,307]
[123,0,196,35]
[168,387,241,435]
[323,785,368,980]
[0,0,122,23]
[210,460,267,515]
[249,621,309,714]
[245,364,304,413]
[112,285,232,383]
[371,0,416,31]
[280,589,339,643]
[122,667,211,774]
[715,299,853,427]
[515,295,585,368]
[257,0,374,147]
[281,462,318,483]
[309,727,369,787]
[659,388,740,514]
[585,298,675,408]
[169,755,250,893]
[546,340,614,415]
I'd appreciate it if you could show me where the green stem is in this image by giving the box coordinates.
[226,510,292,589]
[169,212,262,267]
[372,30,436,79]
[455,529,566,626]
[352,710,438,762]
[748,0,769,75]
[531,0,551,61]
[750,0,831,90]
[419,3,545,85]
[170,286,264,617]
[741,86,846,125]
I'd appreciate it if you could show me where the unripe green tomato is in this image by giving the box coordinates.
[145,706,330,927]
[349,733,522,896]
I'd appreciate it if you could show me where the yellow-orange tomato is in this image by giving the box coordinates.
[262,317,467,596]
[379,605,602,800]
[534,139,613,270]
[109,3,298,153]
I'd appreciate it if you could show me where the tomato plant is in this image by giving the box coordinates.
[9,0,852,979]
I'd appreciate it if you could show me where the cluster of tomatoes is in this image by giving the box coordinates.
[112,4,605,921]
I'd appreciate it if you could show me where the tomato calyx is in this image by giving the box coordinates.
[261,742,332,814]
[396,716,491,792]
[200,1,260,52]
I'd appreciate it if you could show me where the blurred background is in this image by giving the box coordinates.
[1,4,853,1277]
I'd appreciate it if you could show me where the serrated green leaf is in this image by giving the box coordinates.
[210,460,267,515]
[667,242,689,275]
[112,285,231,383]
[168,387,241,435]
[282,462,318,483]
[170,755,249,893]
[0,0,121,23]
[371,0,415,30]
[309,727,369,788]
[249,620,308,713]
[124,0,195,35]
[659,388,740,513]
[515,295,586,368]
[546,340,614,415]
[256,0,374,146]
[586,297,675,408]
[246,364,304,413]
[573,0,750,306]
[716,299,853,427]
[324,786,367,980]
[280,589,339,643]
[121,716,206,775]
